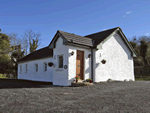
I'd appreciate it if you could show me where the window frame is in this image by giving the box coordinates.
[20,65,22,74]
[25,64,28,73]
[35,64,38,72]
[43,62,47,72]
[58,55,63,68]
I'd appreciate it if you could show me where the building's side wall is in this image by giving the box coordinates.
[68,45,91,85]
[52,36,69,86]
[94,33,134,82]
[18,57,53,82]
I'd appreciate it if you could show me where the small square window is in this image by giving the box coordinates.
[58,55,63,68]
[35,64,38,72]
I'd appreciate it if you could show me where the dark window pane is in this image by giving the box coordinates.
[59,56,63,68]
[36,64,38,72]
[45,63,47,71]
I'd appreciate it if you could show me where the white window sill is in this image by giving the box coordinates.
[56,68,64,71]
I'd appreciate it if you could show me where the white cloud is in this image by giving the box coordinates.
[126,11,132,14]
[145,33,149,36]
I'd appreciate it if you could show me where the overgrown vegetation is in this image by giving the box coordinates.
[129,36,150,80]
[129,36,150,67]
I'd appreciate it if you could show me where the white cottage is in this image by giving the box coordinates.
[17,27,137,86]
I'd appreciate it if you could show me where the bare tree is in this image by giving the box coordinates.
[21,29,41,55]
[9,33,22,47]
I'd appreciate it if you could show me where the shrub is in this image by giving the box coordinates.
[86,79,92,82]
[124,79,128,82]
[129,79,133,81]
[107,78,113,82]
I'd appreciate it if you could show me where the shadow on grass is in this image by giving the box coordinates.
[0,79,58,89]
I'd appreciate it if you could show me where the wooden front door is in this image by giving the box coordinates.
[76,50,84,80]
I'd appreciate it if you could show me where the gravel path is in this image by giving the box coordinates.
[0,81,150,113]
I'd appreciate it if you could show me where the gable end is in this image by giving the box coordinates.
[48,31,68,49]
[97,28,137,57]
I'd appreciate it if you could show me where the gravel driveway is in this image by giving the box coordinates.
[0,80,150,113]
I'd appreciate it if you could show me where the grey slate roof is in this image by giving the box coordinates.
[85,27,119,46]
[17,46,53,63]
[59,30,94,47]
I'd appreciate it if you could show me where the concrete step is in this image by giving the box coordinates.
[78,79,84,83]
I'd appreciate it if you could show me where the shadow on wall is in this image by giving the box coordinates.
[95,63,100,69]
[84,53,91,79]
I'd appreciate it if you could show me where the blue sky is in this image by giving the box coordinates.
[1,0,150,49]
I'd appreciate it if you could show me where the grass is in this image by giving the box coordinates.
[135,77,150,81]
[0,74,8,78]
[135,67,150,81]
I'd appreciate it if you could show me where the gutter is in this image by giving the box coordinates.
[91,48,93,82]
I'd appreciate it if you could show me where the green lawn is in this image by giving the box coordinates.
[0,74,8,78]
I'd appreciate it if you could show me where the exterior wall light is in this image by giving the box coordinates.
[88,54,91,58]
[71,51,74,55]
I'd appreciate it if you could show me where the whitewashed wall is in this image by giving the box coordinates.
[94,33,135,82]
[52,36,69,86]
[18,57,53,82]
[68,45,91,85]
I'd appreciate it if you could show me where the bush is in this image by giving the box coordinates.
[124,79,128,82]
[107,78,113,82]
[86,79,92,82]
[129,79,133,81]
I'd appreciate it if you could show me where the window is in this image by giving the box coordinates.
[58,55,63,68]
[35,64,38,72]
[44,63,47,71]
[20,65,22,73]
[25,64,28,72]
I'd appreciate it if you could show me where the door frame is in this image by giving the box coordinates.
[76,50,84,80]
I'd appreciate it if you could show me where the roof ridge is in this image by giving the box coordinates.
[85,27,119,37]
[58,30,92,40]
[29,46,49,54]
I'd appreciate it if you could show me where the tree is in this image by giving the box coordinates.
[9,33,26,78]
[140,39,148,67]
[10,44,25,78]
[22,29,41,55]
[0,33,12,55]
[0,54,12,74]
[0,32,13,75]
[9,33,22,48]
[29,39,39,53]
